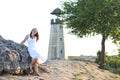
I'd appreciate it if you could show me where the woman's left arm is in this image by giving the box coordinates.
[20,34,29,44]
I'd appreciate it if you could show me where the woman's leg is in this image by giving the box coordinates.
[31,58,38,65]
[30,58,38,72]
[32,59,40,76]
[33,62,40,76]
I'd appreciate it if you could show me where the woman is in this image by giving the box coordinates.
[21,28,45,76]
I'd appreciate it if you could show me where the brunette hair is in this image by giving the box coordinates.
[30,28,39,41]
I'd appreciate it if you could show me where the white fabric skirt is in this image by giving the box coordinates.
[28,48,45,64]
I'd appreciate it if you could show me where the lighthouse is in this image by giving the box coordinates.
[48,8,65,60]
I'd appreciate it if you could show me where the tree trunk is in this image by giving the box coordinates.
[100,35,106,67]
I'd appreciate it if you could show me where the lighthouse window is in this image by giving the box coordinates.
[60,38,62,41]
[60,50,62,53]
[60,26,62,29]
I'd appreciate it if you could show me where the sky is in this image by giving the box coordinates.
[0,0,118,60]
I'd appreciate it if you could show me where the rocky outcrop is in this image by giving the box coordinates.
[0,35,32,75]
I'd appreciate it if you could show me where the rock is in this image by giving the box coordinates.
[0,35,32,75]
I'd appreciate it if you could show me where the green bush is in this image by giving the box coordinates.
[95,51,120,74]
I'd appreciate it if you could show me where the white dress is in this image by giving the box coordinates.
[27,35,45,64]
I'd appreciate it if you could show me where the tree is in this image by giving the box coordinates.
[61,0,120,66]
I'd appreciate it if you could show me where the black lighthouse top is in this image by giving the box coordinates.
[50,8,62,17]
[50,8,62,24]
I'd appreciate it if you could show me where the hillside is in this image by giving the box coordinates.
[0,60,120,80]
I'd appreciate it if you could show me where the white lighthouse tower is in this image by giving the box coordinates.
[48,8,65,60]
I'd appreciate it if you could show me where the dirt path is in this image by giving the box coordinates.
[0,60,120,80]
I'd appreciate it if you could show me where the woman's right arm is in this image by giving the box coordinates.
[20,34,29,44]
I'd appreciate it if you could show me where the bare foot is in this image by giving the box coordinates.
[34,73,44,80]
[34,73,40,76]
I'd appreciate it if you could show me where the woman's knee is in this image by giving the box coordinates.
[31,58,38,64]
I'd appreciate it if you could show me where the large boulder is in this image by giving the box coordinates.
[0,35,32,75]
